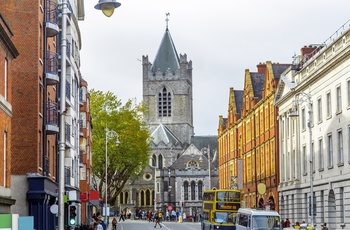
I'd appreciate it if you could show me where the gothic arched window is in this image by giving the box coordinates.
[146,189,151,206]
[125,191,129,204]
[158,155,163,169]
[119,192,124,204]
[158,87,172,117]
[198,181,203,200]
[191,181,196,200]
[184,181,189,200]
[141,190,145,206]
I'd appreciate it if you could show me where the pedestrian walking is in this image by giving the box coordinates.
[321,223,329,230]
[154,211,162,228]
[112,217,117,230]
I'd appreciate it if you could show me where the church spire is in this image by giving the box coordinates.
[151,12,180,74]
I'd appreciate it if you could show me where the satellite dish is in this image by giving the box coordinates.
[50,204,58,214]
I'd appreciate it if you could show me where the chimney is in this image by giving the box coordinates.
[256,62,266,73]
[301,45,317,60]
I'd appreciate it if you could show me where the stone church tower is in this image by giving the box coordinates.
[142,27,194,146]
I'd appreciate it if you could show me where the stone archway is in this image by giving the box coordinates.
[328,189,336,229]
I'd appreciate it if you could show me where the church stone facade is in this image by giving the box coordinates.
[116,24,218,219]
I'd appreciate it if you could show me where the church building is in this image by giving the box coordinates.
[117,16,218,219]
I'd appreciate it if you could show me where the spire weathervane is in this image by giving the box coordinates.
[166,12,170,29]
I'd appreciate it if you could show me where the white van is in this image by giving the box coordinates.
[235,208,281,230]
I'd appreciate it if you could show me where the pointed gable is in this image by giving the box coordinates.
[263,62,290,98]
[150,123,181,145]
[151,28,180,74]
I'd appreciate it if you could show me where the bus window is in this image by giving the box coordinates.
[252,216,280,229]
[214,212,237,224]
[238,214,249,227]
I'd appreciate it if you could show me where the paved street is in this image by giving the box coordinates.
[105,218,201,230]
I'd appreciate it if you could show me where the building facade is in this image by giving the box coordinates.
[275,20,350,229]
[218,62,290,211]
[3,0,86,229]
[117,22,218,218]
[79,80,93,225]
[0,13,19,213]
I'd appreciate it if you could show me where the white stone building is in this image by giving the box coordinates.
[275,20,350,229]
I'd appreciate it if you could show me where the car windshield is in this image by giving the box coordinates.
[252,215,280,230]
[214,212,236,224]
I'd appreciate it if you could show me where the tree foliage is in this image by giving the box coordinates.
[89,89,150,206]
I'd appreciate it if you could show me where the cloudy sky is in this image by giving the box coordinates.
[80,0,350,136]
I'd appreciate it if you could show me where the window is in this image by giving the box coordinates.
[338,130,344,165]
[158,155,163,169]
[336,86,342,113]
[4,59,7,100]
[158,87,171,117]
[301,108,306,130]
[318,138,324,170]
[327,134,333,168]
[347,80,350,107]
[184,181,189,200]
[302,145,307,175]
[187,160,199,170]
[340,187,345,223]
[3,132,7,186]
[286,117,289,138]
[191,181,196,200]
[198,181,203,200]
[317,97,322,122]
[326,92,332,117]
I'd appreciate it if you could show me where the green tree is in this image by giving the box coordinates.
[90,89,150,206]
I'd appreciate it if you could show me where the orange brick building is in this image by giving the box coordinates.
[218,61,290,211]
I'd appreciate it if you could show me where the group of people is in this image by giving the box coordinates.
[281,218,329,230]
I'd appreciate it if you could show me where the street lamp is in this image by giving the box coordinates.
[289,91,314,228]
[200,145,211,190]
[95,0,121,17]
[105,126,120,225]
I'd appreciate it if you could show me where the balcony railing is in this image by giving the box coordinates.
[45,51,59,85]
[45,0,59,37]
[46,101,58,125]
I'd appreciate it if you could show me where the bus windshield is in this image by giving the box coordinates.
[252,215,280,229]
[214,212,237,224]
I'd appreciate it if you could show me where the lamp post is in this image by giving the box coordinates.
[289,91,314,228]
[200,145,211,190]
[105,126,120,225]
[95,0,121,17]
[58,1,68,229]
[150,157,157,211]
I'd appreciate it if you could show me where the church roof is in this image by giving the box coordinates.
[151,28,180,74]
[150,123,181,145]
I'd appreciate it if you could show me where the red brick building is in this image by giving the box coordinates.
[0,13,19,213]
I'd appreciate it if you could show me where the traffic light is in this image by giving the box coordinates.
[69,204,77,226]
[182,201,184,207]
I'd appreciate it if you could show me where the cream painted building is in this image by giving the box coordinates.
[275,20,350,229]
